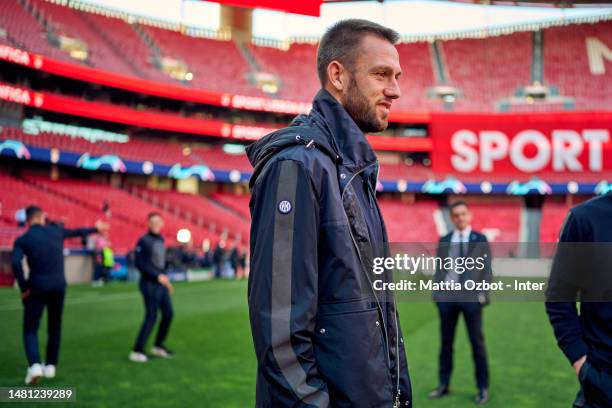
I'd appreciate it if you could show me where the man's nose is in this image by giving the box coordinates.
[384,78,401,100]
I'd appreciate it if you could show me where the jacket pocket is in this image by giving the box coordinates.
[578,361,612,407]
[314,307,392,408]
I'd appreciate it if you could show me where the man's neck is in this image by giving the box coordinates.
[323,85,343,106]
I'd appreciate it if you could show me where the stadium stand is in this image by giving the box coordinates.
[141,25,260,96]
[441,32,532,112]
[395,42,443,111]
[378,198,439,243]
[544,21,612,110]
[0,0,68,60]
[80,12,170,83]
[44,177,232,248]
[190,145,251,171]
[28,0,138,76]
[0,172,104,248]
[210,192,250,220]
[5,174,231,252]
[540,200,569,244]
[462,197,522,242]
[1,0,609,111]
[127,185,249,245]
[1,126,422,179]
[1,127,200,166]
[248,42,319,101]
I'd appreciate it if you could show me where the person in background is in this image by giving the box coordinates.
[179,241,197,269]
[129,212,174,363]
[429,201,492,405]
[92,229,113,287]
[199,239,212,270]
[229,243,240,278]
[11,205,107,385]
[237,249,248,279]
[102,200,111,218]
[212,240,226,278]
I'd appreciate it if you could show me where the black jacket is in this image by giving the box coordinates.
[546,193,612,373]
[433,230,492,303]
[134,232,166,282]
[247,89,412,407]
[11,224,97,293]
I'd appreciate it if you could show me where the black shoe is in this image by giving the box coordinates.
[428,385,450,399]
[474,388,489,405]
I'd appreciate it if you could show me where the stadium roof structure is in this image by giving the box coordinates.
[324,0,612,7]
[204,0,323,16]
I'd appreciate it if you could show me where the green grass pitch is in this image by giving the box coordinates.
[0,280,578,407]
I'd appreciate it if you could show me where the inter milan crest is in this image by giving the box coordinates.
[278,200,292,214]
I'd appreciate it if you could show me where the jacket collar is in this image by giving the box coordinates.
[308,89,377,172]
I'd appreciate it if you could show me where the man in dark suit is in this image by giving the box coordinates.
[429,200,492,404]
[12,205,106,384]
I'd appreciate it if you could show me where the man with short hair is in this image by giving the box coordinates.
[429,201,492,404]
[247,19,412,407]
[130,212,174,362]
[11,205,106,385]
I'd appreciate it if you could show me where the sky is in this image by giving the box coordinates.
[82,0,612,39]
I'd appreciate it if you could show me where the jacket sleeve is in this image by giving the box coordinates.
[61,226,98,239]
[11,238,28,293]
[545,212,588,365]
[134,237,161,280]
[434,237,444,282]
[248,159,330,407]
[481,236,492,282]
[478,236,493,304]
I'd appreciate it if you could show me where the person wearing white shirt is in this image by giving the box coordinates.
[429,201,492,405]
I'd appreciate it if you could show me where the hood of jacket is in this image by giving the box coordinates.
[246,89,378,186]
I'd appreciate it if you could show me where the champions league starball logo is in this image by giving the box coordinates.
[0,140,31,159]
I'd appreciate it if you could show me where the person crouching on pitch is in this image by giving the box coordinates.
[129,212,174,362]
[11,205,107,385]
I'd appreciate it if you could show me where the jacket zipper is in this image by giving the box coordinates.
[343,161,403,404]
[340,162,392,373]
[372,162,403,404]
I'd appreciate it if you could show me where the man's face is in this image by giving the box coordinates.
[450,204,472,231]
[28,212,46,226]
[148,215,164,235]
[341,34,402,133]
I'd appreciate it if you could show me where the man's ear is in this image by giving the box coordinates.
[327,60,346,92]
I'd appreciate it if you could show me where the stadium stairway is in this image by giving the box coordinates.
[79,11,146,79]
[210,192,250,221]
[125,185,248,247]
[131,23,167,79]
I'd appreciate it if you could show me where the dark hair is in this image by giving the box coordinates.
[449,200,469,213]
[147,212,162,220]
[317,19,399,86]
[25,205,43,222]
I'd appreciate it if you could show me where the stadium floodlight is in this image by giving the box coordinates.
[177,228,192,244]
